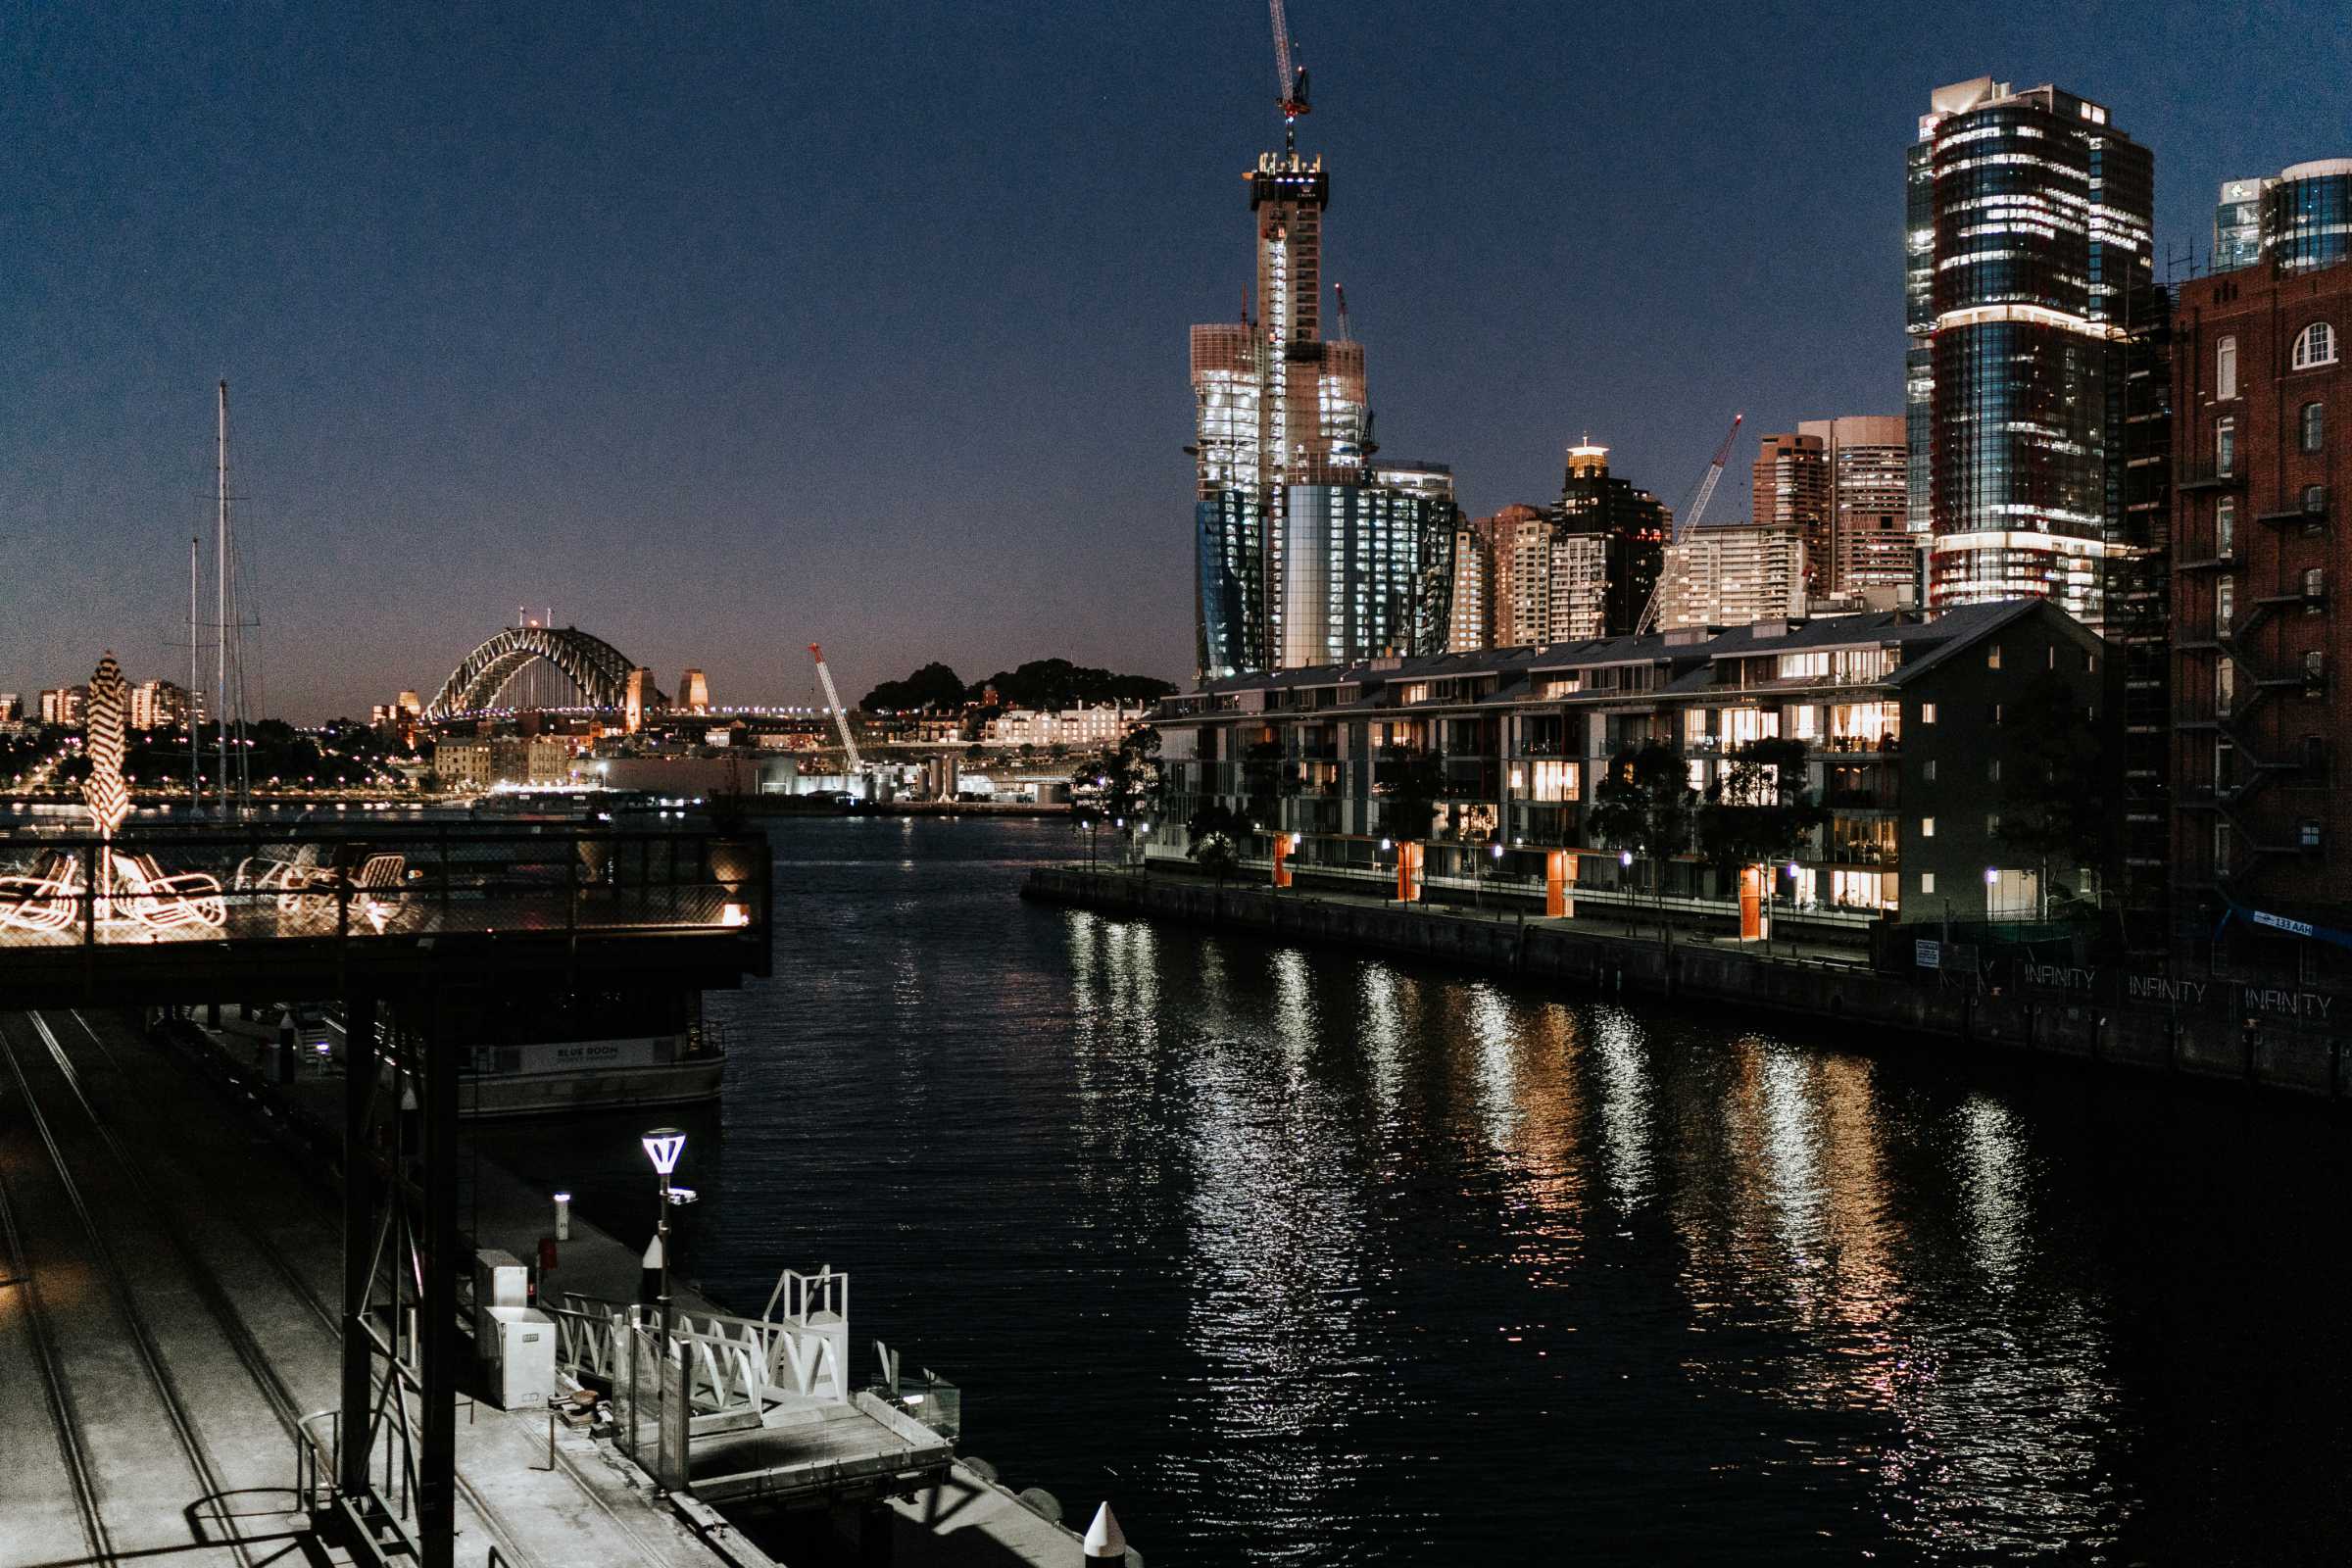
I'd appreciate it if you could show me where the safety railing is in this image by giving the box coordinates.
[0,823,770,952]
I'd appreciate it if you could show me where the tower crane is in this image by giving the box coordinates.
[808,644,863,774]
[1269,0,1310,144]
[1334,282,1352,341]
[1634,412,1744,635]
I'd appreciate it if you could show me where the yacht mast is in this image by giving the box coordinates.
[217,380,231,816]
[190,533,202,811]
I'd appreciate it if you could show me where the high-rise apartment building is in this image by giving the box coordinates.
[1277,462,1458,668]
[1446,514,1490,653]
[39,686,87,727]
[127,679,192,730]
[1190,133,1451,675]
[1795,416,1915,597]
[1484,504,1556,648]
[1751,434,1830,594]
[1554,443,1670,637]
[2214,161,2352,275]
[2170,219,2352,967]
[1658,522,1808,629]
[1906,77,2158,629]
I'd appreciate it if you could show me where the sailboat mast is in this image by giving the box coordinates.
[217,380,231,816]
[190,533,202,811]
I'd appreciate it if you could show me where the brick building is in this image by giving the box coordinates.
[2171,256,2351,967]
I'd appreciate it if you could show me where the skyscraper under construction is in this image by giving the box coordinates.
[1190,89,1452,677]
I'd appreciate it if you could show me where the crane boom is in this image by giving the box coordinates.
[1674,412,1743,546]
[808,643,862,773]
[1269,0,1309,125]
[1634,412,1745,635]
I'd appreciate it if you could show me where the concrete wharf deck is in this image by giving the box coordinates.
[0,1004,730,1568]
[0,1005,1090,1568]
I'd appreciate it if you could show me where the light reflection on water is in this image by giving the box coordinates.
[666,819,2352,1565]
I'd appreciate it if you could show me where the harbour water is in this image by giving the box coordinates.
[489,816,2352,1563]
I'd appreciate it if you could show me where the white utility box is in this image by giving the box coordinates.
[473,1249,527,1311]
[482,1306,556,1410]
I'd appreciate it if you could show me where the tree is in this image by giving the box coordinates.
[964,659,1178,711]
[1995,670,2110,919]
[860,662,966,713]
[1587,741,1697,940]
[1377,742,1444,845]
[1241,740,1288,834]
[1697,737,1826,945]
[1069,760,1107,872]
[1187,801,1249,916]
[1103,726,1164,864]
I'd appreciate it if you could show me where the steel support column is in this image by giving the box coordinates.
[339,990,378,1498]
[416,985,460,1566]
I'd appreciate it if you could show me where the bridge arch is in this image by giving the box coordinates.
[425,626,654,719]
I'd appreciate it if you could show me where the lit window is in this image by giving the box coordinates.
[2301,820,2325,851]
[2303,402,2326,454]
[1921,872,1936,895]
[2293,321,2337,369]
[1986,644,2001,669]
[2305,566,2327,600]
[2217,497,2235,556]
[2218,576,2235,634]
[1922,703,1937,724]
[2217,335,2238,400]
[1921,816,1936,838]
[1988,759,2002,781]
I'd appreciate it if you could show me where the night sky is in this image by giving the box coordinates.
[5,2,2346,720]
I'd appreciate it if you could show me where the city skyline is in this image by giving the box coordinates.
[4,3,2348,718]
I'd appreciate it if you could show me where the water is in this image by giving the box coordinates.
[502,816,2352,1563]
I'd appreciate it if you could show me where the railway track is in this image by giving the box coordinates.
[0,1010,257,1568]
[35,1007,685,1568]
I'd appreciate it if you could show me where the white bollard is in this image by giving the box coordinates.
[1083,1501,1126,1563]
[554,1191,571,1242]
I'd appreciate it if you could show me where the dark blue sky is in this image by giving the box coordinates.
[4,2,2345,719]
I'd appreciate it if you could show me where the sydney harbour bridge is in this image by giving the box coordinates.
[423,624,664,721]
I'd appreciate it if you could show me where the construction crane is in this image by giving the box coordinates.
[1269,0,1310,144]
[1334,282,1352,341]
[808,643,863,774]
[1634,412,1744,635]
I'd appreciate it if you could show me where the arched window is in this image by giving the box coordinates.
[2293,321,2337,369]
[2303,401,2327,453]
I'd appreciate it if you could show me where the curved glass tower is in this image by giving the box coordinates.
[1906,77,2155,628]
[2214,159,2352,275]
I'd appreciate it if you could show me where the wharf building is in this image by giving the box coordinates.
[1658,522,1808,630]
[1906,76,2163,632]
[1149,598,2105,927]
[2170,205,2352,970]
[1190,146,1456,678]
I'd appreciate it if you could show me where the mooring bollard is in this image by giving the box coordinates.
[1083,1501,1126,1563]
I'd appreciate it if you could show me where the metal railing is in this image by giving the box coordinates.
[0,823,769,952]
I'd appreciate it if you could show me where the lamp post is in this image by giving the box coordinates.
[641,1125,685,1484]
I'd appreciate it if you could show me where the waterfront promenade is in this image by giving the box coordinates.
[1024,862,2352,1099]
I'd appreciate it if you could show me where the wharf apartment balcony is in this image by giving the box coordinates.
[2177,454,2248,492]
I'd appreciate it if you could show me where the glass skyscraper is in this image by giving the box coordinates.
[2211,159,2352,275]
[1905,76,2157,629]
[1191,139,1452,676]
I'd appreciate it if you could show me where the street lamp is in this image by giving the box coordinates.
[641,1125,685,1480]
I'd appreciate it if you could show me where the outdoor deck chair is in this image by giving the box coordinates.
[108,852,227,935]
[0,851,82,935]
